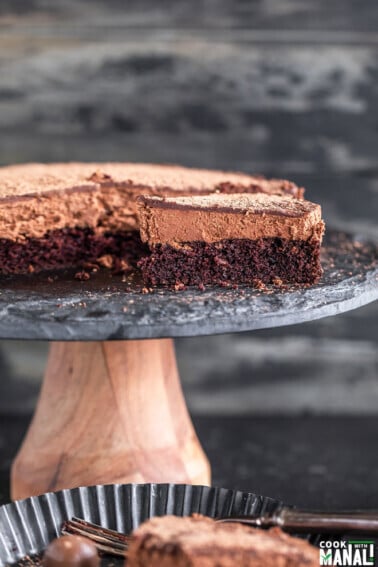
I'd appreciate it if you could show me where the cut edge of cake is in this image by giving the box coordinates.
[137,192,325,289]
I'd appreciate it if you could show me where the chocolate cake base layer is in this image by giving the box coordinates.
[138,238,323,288]
[0,228,148,275]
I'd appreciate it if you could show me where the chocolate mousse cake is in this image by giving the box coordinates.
[0,162,303,275]
[137,193,325,288]
[127,515,319,567]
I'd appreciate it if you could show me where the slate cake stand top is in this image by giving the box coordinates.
[0,229,376,341]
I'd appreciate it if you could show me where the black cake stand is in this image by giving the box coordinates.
[5,229,378,501]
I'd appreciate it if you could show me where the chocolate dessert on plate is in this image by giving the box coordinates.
[137,192,325,288]
[127,515,319,567]
[0,162,302,275]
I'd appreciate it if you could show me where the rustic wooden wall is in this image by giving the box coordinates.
[0,0,377,415]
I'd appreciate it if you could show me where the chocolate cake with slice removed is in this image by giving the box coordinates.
[0,162,303,275]
[137,193,325,288]
[127,515,319,567]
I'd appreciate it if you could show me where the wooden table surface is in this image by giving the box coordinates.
[2,414,378,510]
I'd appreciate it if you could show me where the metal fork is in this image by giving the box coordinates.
[61,517,131,557]
[62,509,378,558]
[216,508,378,534]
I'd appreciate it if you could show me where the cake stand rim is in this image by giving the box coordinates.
[0,228,376,341]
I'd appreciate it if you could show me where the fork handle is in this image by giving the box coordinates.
[279,508,378,534]
[226,508,378,534]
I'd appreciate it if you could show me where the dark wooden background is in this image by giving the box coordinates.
[0,2,377,504]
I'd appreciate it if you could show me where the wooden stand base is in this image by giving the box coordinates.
[11,339,210,500]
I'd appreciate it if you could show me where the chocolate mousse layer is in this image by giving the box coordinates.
[0,163,303,241]
[137,193,325,288]
[138,193,323,244]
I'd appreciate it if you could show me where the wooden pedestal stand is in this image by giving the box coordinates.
[11,339,210,500]
[6,231,378,500]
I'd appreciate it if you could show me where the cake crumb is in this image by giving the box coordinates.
[113,258,132,274]
[97,254,114,269]
[74,270,90,281]
[83,261,99,272]
[253,279,267,291]
[87,170,112,183]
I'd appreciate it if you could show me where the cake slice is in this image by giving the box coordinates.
[0,162,302,275]
[137,193,325,288]
[127,515,319,567]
